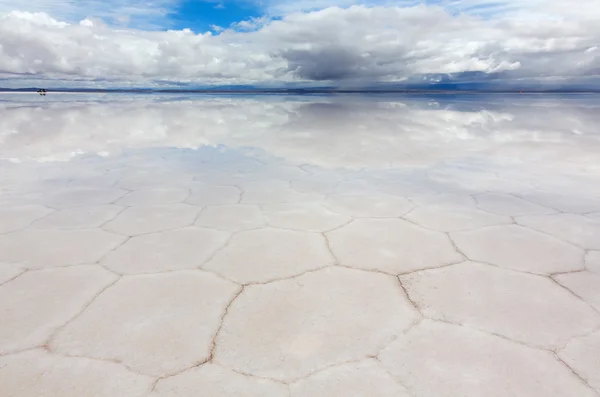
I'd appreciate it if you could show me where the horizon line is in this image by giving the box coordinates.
[2,88,600,94]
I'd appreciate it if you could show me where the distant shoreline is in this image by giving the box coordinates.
[2,89,600,95]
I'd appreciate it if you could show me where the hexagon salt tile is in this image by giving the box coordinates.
[116,171,195,191]
[152,363,286,397]
[240,181,320,205]
[379,320,597,397]
[407,193,476,209]
[204,228,335,284]
[405,206,512,232]
[193,171,256,188]
[559,331,600,392]
[324,193,413,218]
[430,170,533,195]
[102,227,228,274]
[103,204,201,236]
[475,192,556,216]
[451,225,583,275]
[214,267,419,382]
[0,263,24,285]
[116,188,190,206]
[587,212,600,222]
[263,203,351,232]
[291,174,342,195]
[290,359,411,397]
[517,214,600,250]
[0,205,54,233]
[373,176,442,196]
[327,219,462,274]
[185,184,240,207]
[260,165,309,181]
[532,176,600,198]
[516,191,600,214]
[554,271,600,312]
[66,172,122,189]
[195,205,265,231]
[30,205,123,229]
[0,349,152,397]
[50,271,239,377]
[400,262,600,349]
[0,265,117,354]
[44,188,127,209]
[334,179,379,195]
[0,229,126,268]
[587,251,600,273]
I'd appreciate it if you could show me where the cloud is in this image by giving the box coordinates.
[0,0,178,29]
[1,95,599,167]
[0,2,599,86]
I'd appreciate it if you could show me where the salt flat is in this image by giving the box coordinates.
[0,93,599,396]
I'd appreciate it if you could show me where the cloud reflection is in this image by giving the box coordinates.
[1,94,599,171]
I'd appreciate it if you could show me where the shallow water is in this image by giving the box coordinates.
[1,93,600,396]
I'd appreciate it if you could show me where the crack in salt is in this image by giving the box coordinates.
[554,353,600,397]
[44,276,121,349]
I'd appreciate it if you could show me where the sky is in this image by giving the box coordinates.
[0,0,599,88]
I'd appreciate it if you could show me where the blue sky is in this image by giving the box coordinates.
[168,0,263,31]
[0,0,514,32]
[0,0,599,88]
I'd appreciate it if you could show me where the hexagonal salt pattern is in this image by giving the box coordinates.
[185,184,240,206]
[214,267,419,382]
[587,251,600,273]
[0,349,153,397]
[204,228,335,284]
[50,271,239,377]
[379,320,598,397]
[263,202,351,232]
[516,191,600,214]
[291,174,341,195]
[407,193,476,209]
[151,363,287,397]
[4,95,600,397]
[475,192,556,216]
[102,227,228,274]
[0,229,126,268]
[44,187,127,209]
[0,266,117,354]
[559,331,600,392]
[116,188,190,206]
[554,271,600,312]
[103,204,201,236]
[517,214,600,250]
[0,263,23,285]
[30,205,123,229]
[290,359,411,397]
[324,193,414,218]
[451,225,584,274]
[195,205,265,231]
[401,262,600,349]
[0,205,53,233]
[240,181,319,205]
[327,219,463,274]
[405,206,512,232]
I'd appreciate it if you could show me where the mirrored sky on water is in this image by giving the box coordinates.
[3,94,600,397]
[1,93,600,208]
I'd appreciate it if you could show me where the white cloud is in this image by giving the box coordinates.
[0,0,177,28]
[0,2,599,86]
[1,95,599,167]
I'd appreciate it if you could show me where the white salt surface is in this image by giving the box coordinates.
[1,94,600,396]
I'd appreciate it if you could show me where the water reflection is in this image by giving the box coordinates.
[2,94,600,394]
[1,94,600,206]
